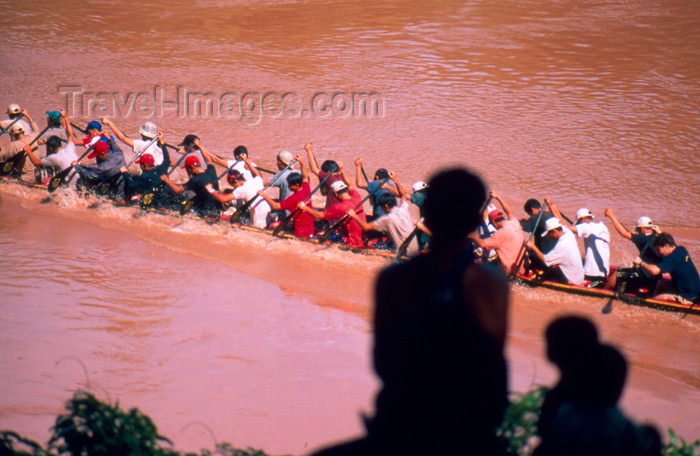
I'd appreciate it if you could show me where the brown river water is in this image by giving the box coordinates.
[1,0,699,454]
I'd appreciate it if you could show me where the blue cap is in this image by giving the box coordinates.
[86,120,102,131]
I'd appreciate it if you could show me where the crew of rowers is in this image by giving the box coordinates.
[1,105,698,305]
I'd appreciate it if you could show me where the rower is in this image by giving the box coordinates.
[354,156,399,220]
[346,172,418,255]
[0,122,39,182]
[160,138,220,217]
[73,134,126,198]
[546,198,610,288]
[102,118,165,166]
[298,170,366,248]
[469,191,525,274]
[526,217,585,286]
[257,154,314,238]
[305,142,344,210]
[604,209,662,294]
[23,110,78,185]
[1,103,35,136]
[208,154,271,228]
[634,232,700,305]
[119,132,170,200]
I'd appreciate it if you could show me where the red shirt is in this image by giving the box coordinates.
[323,188,366,248]
[318,170,345,209]
[279,182,315,238]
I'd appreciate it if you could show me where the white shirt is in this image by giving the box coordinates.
[576,221,610,278]
[42,141,79,185]
[227,159,255,182]
[232,176,270,228]
[373,200,418,255]
[133,139,163,165]
[544,228,585,286]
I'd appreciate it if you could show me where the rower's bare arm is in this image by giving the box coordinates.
[634,257,661,276]
[305,142,320,176]
[257,190,281,211]
[101,118,134,147]
[388,171,404,199]
[354,157,368,189]
[298,202,324,220]
[604,208,632,239]
[160,174,184,194]
[24,144,42,167]
[347,209,374,231]
[295,154,310,183]
[491,191,515,220]
[546,196,576,233]
[242,155,261,179]
[338,161,354,190]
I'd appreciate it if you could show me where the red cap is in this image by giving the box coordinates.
[135,153,155,166]
[488,209,505,222]
[87,141,109,159]
[183,155,200,168]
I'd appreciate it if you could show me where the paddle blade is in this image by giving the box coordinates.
[139,191,155,209]
[1,160,14,175]
[48,175,64,193]
[96,182,111,196]
[180,199,195,216]
[229,208,244,225]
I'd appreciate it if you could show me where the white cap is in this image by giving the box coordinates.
[7,104,20,115]
[635,216,653,228]
[139,121,157,139]
[541,217,562,237]
[10,123,24,134]
[412,181,427,192]
[575,208,594,222]
[330,180,348,193]
[277,150,293,165]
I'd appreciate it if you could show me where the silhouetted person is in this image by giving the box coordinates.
[309,167,509,456]
[536,315,600,446]
[536,318,661,456]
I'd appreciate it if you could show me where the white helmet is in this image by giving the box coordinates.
[412,181,427,193]
[7,104,21,115]
[635,216,653,228]
[139,121,157,139]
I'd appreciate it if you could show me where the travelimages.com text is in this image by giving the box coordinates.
[58,85,385,125]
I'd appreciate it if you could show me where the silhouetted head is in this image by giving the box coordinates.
[582,343,628,406]
[286,172,303,190]
[545,315,599,371]
[423,167,485,250]
[233,145,248,159]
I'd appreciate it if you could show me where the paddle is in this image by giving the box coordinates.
[139,143,195,209]
[602,240,652,314]
[47,138,103,192]
[69,122,88,135]
[1,124,52,175]
[229,158,298,225]
[0,115,24,137]
[271,171,333,237]
[179,158,243,216]
[509,199,549,280]
[318,177,390,243]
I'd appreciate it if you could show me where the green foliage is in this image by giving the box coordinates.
[497,386,547,455]
[2,388,698,456]
[663,428,700,456]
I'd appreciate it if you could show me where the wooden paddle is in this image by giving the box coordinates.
[318,177,390,243]
[138,143,195,209]
[229,158,298,225]
[271,171,333,237]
